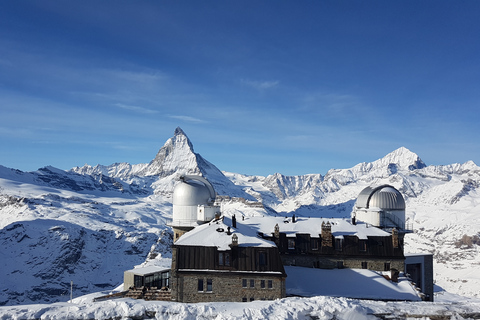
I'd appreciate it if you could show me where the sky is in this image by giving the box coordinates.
[1,1,479,176]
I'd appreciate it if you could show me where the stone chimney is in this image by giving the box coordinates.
[321,221,333,247]
[274,223,280,239]
[392,228,399,248]
[231,233,238,247]
[273,223,280,246]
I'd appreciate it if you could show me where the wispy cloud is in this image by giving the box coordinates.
[114,103,158,114]
[168,115,206,123]
[241,79,279,90]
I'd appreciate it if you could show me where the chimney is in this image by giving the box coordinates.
[292,214,296,223]
[232,214,237,228]
[231,234,238,247]
[392,228,399,248]
[321,221,333,247]
[274,223,280,239]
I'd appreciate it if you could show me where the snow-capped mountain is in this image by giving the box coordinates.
[1,127,480,306]
[71,127,251,199]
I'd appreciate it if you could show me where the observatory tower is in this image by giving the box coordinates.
[171,175,220,242]
[352,185,408,231]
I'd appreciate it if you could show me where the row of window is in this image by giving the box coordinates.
[287,238,368,252]
[217,251,268,267]
[311,261,391,271]
[197,278,275,293]
[133,272,170,289]
[242,279,273,289]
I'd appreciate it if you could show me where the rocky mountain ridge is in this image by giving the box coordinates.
[1,127,480,305]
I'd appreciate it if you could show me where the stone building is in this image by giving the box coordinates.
[170,216,287,303]
[117,179,432,302]
[257,217,405,272]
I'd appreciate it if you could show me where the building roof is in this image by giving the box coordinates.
[240,215,391,240]
[174,216,277,250]
[124,266,170,276]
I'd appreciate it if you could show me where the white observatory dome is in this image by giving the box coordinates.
[172,175,218,228]
[356,185,405,210]
[353,185,406,230]
[173,179,213,206]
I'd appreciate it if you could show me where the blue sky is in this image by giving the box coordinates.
[1,1,479,176]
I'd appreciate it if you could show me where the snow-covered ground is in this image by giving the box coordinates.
[1,128,480,317]
[1,292,479,320]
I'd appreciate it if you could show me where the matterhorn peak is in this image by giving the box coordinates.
[138,127,197,177]
[174,126,186,137]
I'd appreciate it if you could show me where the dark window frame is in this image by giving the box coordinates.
[288,238,295,250]
[335,238,343,251]
[258,251,267,266]
[359,240,367,252]
[242,279,247,288]
[206,279,213,292]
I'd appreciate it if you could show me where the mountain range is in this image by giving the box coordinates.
[1,127,479,305]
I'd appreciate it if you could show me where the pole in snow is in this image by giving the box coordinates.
[70,280,73,303]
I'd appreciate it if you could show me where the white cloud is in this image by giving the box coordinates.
[114,103,158,114]
[241,79,279,90]
[168,115,206,123]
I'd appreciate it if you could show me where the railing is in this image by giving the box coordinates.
[380,212,413,232]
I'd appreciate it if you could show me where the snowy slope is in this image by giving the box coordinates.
[1,127,480,307]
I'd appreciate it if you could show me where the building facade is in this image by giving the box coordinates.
[170,217,287,303]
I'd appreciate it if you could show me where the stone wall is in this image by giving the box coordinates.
[172,271,285,303]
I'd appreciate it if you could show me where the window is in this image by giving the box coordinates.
[361,261,368,269]
[218,252,231,267]
[250,297,254,302]
[261,280,265,288]
[384,262,391,271]
[258,251,267,266]
[311,238,319,250]
[242,279,247,288]
[335,238,343,251]
[242,297,247,302]
[198,279,204,292]
[268,280,273,289]
[337,261,344,269]
[288,238,295,250]
[250,279,255,288]
[206,279,212,292]
[359,240,367,252]
[133,275,143,288]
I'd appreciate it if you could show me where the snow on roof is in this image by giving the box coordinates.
[174,216,277,250]
[239,215,390,239]
[285,266,422,301]
[125,266,170,276]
